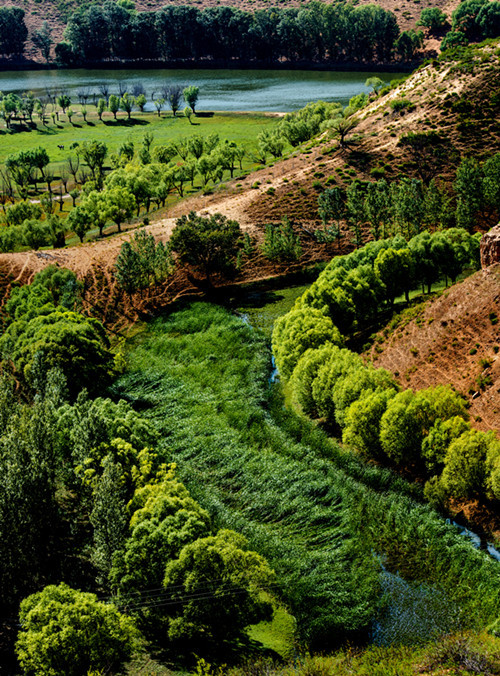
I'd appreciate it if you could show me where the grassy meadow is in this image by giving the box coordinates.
[0,109,281,168]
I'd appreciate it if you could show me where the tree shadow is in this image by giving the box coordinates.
[103,118,148,127]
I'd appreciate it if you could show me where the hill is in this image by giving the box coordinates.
[0,42,498,320]
[368,262,500,434]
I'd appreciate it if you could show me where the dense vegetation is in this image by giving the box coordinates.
[56,1,405,66]
[0,270,282,672]
[115,303,500,652]
[271,229,500,510]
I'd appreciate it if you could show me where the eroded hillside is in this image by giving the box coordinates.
[368,263,500,432]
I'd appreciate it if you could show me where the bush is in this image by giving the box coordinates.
[16,583,138,676]
[170,211,242,281]
[261,217,302,263]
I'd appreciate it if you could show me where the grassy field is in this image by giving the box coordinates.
[0,109,281,168]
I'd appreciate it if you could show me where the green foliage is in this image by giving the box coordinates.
[115,228,173,296]
[272,306,343,379]
[441,429,499,499]
[441,30,468,50]
[365,76,385,95]
[16,583,138,676]
[5,265,80,322]
[110,469,211,594]
[183,85,199,114]
[170,211,242,280]
[417,8,447,31]
[380,386,468,466]
[343,388,398,460]
[261,217,302,263]
[3,200,42,227]
[164,529,274,642]
[0,308,112,398]
[116,303,500,649]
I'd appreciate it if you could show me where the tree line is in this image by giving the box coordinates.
[271,229,500,510]
[57,0,409,66]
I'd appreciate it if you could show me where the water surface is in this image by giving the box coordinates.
[0,68,405,112]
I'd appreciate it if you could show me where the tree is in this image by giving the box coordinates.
[454,156,483,231]
[104,185,135,232]
[97,98,106,120]
[170,211,242,281]
[272,306,343,379]
[440,30,468,49]
[417,8,447,32]
[110,472,211,595]
[421,416,470,475]
[114,229,174,296]
[441,429,493,500]
[365,179,391,240]
[374,247,413,305]
[108,94,120,120]
[90,456,129,581]
[32,21,52,63]
[22,219,49,251]
[380,386,467,467]
[164,529,274,642]
[0,309,113,398]
[318,186,345,248]
[0,7,28,57]
[261,216,302,262]
[331,117,358,149]
[16,583,138,676]
[346,181,365,248]
[395,29,424,60]
[165,84,183,117]
[482,153,500,214]
[120,92,134,120]
[290,343,340,416]
[398,131,453,185]
[77,140,108,184]
[343,388,398,460]
[81,190,110,238]
[183,85,199,114]
[57,93,71,115]
[135,93,147,112]
[365,76,385,95]
[258,129,285,159]
[67,205,92,242]
[153,97,164,117]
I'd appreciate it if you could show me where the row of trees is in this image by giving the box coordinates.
[317,152,500,249]
[58,1,415,66]
[0,85,199,130]
[272,230,500,508]
[440,0,500,50]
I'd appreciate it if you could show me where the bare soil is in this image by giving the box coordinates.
[368,264,500,434]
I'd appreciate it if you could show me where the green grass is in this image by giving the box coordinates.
[115,302,500,655]
[236,284,313,339]
[246,596,296,660]
[0,110,280,169]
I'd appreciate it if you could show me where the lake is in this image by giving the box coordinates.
[0,68,405,112]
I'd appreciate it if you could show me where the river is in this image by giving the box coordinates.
[0,67,406,112]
